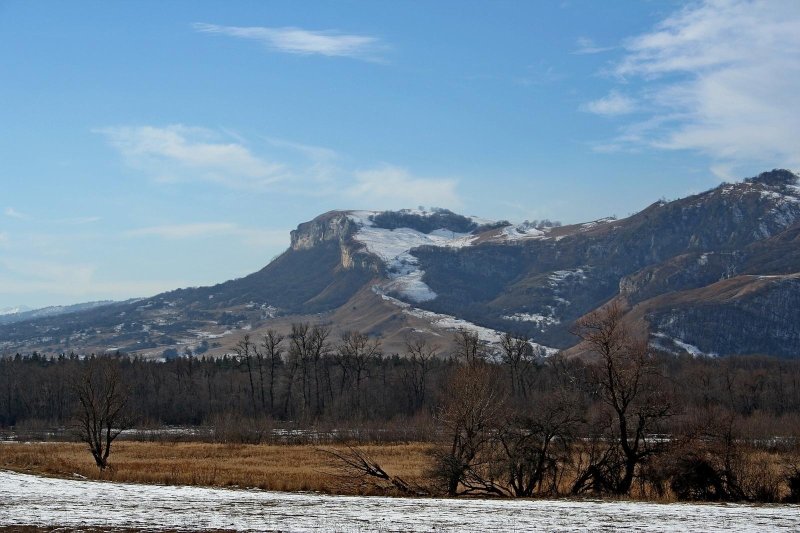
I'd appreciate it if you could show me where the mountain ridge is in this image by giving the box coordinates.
[1,169,799,359]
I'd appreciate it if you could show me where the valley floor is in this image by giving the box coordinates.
[0,441,432,495]
[1,469,798,532]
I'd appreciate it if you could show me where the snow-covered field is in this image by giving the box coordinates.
[1,471,798,532]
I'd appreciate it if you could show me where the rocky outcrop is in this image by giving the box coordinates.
[290,211,355,251]
[289,210,380,273]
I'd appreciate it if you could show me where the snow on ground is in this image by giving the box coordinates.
[502,312,560,328]
[2,471,798,532]
[578,217,616,230]
[671,337,716,357]
[349,212,476,303]
[652,333,717,357]
[377,291,558,357]
[549,268,587,285]
[500,223,549,241]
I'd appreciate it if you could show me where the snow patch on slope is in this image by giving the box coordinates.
[549,268,587,285]
[652,332,717,357]
[501,223,549,241]
[502,312,560,329]
[349,212,477,303]
[377,289,558,357]
[579,217,616,230]
[0,306,31,316]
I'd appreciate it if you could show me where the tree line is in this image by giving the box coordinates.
[2,304,800,501]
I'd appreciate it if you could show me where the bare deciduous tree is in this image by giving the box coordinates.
[403,337,438,411]
[571,302,671,495]
[234,335,257,414]
[336,330,381,414]
[498,389,580,496]
[500,332,534,398]
[434,365,505,496]
[256,330,284,413]
[72,357,131,470]
[452,329,487,365]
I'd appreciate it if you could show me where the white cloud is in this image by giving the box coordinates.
[573,37,614,55]
[599,0,800,171]
[0,232,8,245]
[100,124,461,210]
[0,277,185,302]
[0,258,213,302]
[0,258,95,289]
[581,90,637,116]
[193,23,386,61]
[59,216,101,225]
[263,137,340,184]
[126,222,239,239]
[126,222,288,248]
[4,207,29,220]
[347,166,461,210]
[98,125,287,189]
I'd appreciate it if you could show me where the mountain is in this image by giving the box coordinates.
[0,301,118,326]
[0,306,33,317]
[1,169,799,359]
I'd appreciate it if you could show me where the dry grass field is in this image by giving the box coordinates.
[0,441,436,496]
[2,440,795,502]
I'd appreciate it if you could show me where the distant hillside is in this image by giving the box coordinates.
[2,169,799,359]
[0,301,118,326]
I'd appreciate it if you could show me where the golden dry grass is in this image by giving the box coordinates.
[0,441,436,496]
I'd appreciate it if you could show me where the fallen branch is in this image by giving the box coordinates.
[321,445,429,496]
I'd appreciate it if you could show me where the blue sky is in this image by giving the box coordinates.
[1,0,799,308]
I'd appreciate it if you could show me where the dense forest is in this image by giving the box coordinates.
[2,305,800,501]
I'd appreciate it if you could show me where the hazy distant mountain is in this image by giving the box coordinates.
[0,301,118,326]
[1,169,799,359]
[0,306,33,317]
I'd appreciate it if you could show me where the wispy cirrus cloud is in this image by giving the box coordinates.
[588,0,800,174]
[59,216,101,225]
[193,23,386,62]
[581,90,637,116]
[4,207,30,220]
[0,258,95,293]
[97,125,287,190]
[99,124,464,207]
[573,36,614,55]
[4,208,99,225]
[126,222,288,248]
[347,165,461,210]
[126,222,239,239]
[0,256,186,300]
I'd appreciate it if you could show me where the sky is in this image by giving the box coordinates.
[1,0,799,309]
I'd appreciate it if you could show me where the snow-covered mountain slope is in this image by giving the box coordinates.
[3,169,800,359]
[348,209,479,302]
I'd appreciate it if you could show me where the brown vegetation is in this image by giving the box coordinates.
[0,441,435,495]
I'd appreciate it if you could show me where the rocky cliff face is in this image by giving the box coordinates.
[290,211,355,251]
[289,210,380,273]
